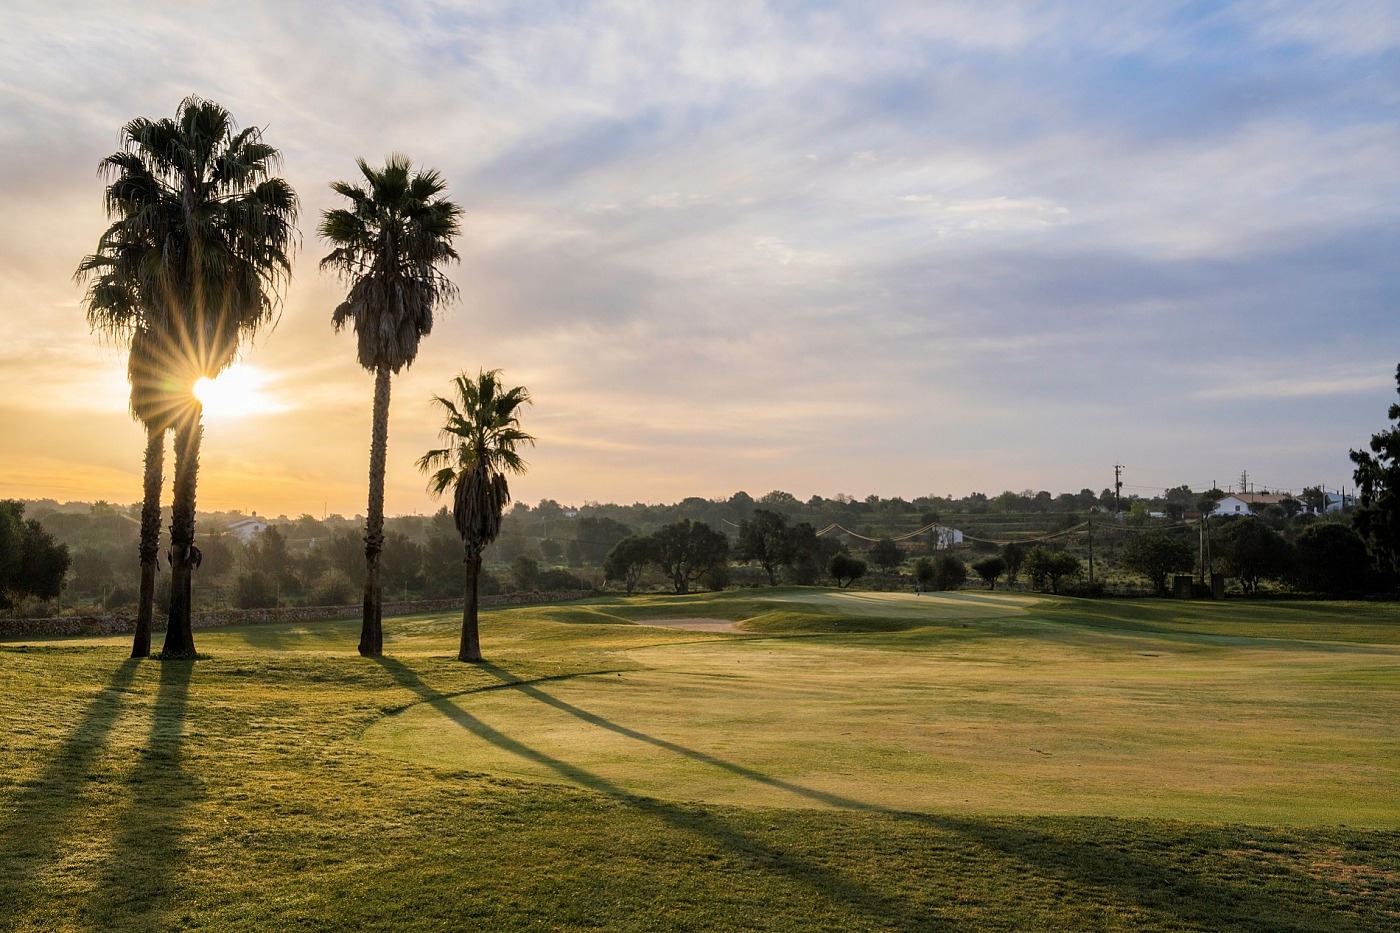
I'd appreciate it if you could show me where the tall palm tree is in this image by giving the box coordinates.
[66,320,181,656]
[320,155,462,658]
[126,327,183,656]
[417,370,534,662]
[76,95,298,658]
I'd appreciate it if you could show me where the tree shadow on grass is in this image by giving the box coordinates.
[88,657,197,928]
[373,657,955,930]
[0,659,140,919]
[917,814,1387,933]
[388,658,1385,932]
[474,662,862,811]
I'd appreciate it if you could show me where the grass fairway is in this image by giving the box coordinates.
[2,590,1398,931]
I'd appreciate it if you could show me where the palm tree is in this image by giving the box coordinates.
[65,319,182,656]
[417,370,534,662]
[75,95,298,657]
[126,327,184,656]
[320,155,462,658]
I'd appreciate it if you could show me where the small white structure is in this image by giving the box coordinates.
[1325,492,1355,513]
[226,517,269,542]
[929,525,965,548]
[1211,493,1290,517]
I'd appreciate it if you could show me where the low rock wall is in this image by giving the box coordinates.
[0,591,596,639]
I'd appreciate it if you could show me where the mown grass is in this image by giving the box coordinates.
[1,590,1397,931]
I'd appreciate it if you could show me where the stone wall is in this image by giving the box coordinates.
[0,591,596,639]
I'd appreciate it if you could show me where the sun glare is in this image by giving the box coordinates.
[192,366,285,420]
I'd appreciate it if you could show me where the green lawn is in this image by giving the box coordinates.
[1,589,1398,931]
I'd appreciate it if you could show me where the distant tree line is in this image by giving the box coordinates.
[13,363,1400,612]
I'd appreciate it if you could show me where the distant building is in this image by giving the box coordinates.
[1210,492,1295,517]
[226,517,269,542]
[929,525,965,548]
[1324,492,1355,513]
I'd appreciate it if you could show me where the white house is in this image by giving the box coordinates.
[226,517,269,542]
[1210,492,1291,517]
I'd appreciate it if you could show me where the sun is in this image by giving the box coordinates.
[192,365,285,419]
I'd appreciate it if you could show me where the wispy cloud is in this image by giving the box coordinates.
[1192,365,1395,401]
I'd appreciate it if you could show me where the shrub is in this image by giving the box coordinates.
[828,553,867,588]
[1292,523,1372,595]
[311,570,356,606]
[104,585,136,610]
[1023,547,1082,594]
[971,556,1006,590]
[234,570,278,609]
[1119,529,1194,597]
[931,553,967,590]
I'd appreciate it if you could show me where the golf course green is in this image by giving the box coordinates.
[2,589,1397,930]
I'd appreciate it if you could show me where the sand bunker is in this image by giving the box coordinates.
[636,617,739,632]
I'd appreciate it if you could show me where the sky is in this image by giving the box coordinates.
[1,1,1397,518]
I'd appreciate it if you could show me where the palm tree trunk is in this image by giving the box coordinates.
[162,407,202,658]
[460,544,483,662]
[360,364,391,657]
[133,421,165,659]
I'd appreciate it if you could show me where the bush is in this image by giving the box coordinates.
[537,567,587,591]
[914,554,966,591]
[234,570,278,609]
[1023,547,1082,594]
[931,553,967,591]
[311,570,356,606]
[828,553,867,588]
[1213,517,1290,595]
[1119,529,1194,597]
[104,585,136,610]
[703,564,730,592]
[511,555,541,592]
[971,556,1006,589]
[1292,523,1372,595]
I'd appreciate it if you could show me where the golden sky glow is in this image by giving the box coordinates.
[193,367,287,421]
[1,3,1396,518]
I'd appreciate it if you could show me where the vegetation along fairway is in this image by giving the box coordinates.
[2,590,1399,931]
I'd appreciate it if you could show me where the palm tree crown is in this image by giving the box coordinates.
[319,154,463,373]
[77,94,298,387]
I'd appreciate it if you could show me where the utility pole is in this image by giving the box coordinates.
[1113,464,1124,514]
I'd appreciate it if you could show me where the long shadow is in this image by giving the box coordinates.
[916,814,1380,933]
[373,657,953,930]
[476,662,865,811]
[0,659,141,919]
[89,657,197,928]
[420,660,1379,932]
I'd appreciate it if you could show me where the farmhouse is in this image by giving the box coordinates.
[1210,493,1291,516]
[226,517,269,542]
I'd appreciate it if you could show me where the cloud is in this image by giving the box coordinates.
[0,1,1395,512]
[1192,366,1395,401]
